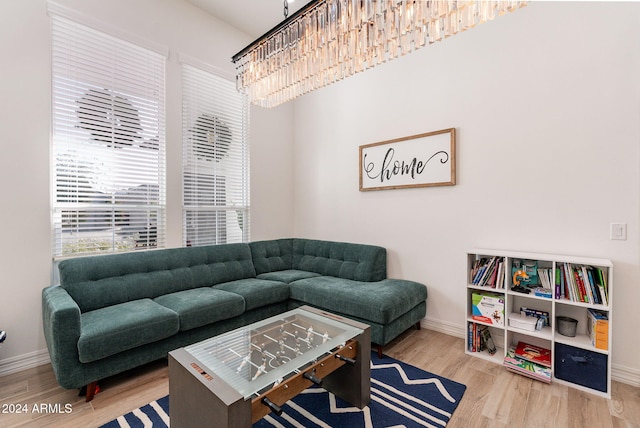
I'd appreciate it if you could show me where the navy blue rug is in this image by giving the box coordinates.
[100,352,466,428]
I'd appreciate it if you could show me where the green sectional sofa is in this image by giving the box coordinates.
[42,238,427,401]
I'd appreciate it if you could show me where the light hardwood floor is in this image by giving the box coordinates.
[1,328,638,427]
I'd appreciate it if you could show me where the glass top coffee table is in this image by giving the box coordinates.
[168,306,371,428]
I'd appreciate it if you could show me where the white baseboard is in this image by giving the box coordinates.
[420,317,466,338]
[611,363,640,387]
[0,348,50,377]
[421,317,640,388]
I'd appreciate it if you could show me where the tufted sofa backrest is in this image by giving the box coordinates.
[249,239,294,274]
[293,239,387,281]
[58,244,256,312]
[250,238,387,282]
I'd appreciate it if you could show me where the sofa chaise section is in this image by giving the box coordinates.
[288,277,427,349]
[249,238,427,355]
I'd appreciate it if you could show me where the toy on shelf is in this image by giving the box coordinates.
[512,270,529,286]
[512,270,531,293]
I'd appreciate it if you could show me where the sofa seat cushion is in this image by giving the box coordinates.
[256,270,321,284]
[154,288,245,331]
[215,279,290,311]
[78,299,179,363]
[289,277,427,325]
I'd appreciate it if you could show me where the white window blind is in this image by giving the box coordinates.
[51,15,166,258]
[182,64,250,247]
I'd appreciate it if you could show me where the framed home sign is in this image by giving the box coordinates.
[359,128,456,191]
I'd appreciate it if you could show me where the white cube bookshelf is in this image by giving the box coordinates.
[465,249,613,398]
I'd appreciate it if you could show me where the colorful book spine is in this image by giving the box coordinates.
[559,263,609,304]
[471,257,505,288]
[595,267,609,305]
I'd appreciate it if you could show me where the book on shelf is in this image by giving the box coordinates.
[467,323,497,355]
[480,325,497,355]
[561,263,576,301]
[470,258,484,284]
[497,261,504,288]
[531,267,553,298]
[558,263,608,305]
[468,323,482,352]
[587,309,609,350]
[503,345,552,384]
[537,267,553,290]
[595,267,609,305]
[555,267,563,299]
[470,256,505,288]
[514,341,551,367]
[575,267,588,303]
[584,266,599,305]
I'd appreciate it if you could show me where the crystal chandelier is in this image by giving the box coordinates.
[232,1,528,108]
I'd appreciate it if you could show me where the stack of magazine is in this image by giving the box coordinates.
[503,341,552,383]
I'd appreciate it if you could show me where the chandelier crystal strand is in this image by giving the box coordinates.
[233,0,527,108]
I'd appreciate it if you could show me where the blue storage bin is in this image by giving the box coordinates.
[554,343,608,392]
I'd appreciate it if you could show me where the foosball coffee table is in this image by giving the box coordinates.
[168,306,371,428]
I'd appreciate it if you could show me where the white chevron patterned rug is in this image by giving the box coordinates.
[100,352,466,428]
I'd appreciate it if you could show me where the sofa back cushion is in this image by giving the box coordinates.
[293,239,387,282]
[58,244,256,312]
[249,239,294,275]
[250,238,387,282]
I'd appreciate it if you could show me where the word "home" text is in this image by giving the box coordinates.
[363,148,449,183]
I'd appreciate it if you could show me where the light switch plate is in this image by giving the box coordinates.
[610,223,627,240]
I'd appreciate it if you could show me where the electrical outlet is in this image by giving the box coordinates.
[610,223,627,240]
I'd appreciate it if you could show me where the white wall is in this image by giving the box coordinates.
[291,2,640,381]
[0,0,294,367]
[248,103,295,242]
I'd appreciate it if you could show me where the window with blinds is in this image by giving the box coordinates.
[51,14,166,258]
[182,63,249,247]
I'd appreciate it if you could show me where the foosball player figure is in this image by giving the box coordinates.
[237,352,252,373]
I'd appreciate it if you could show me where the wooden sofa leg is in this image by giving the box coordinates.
[85,381,99,402]
[416,321,421,330]
[377,344,383,359]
